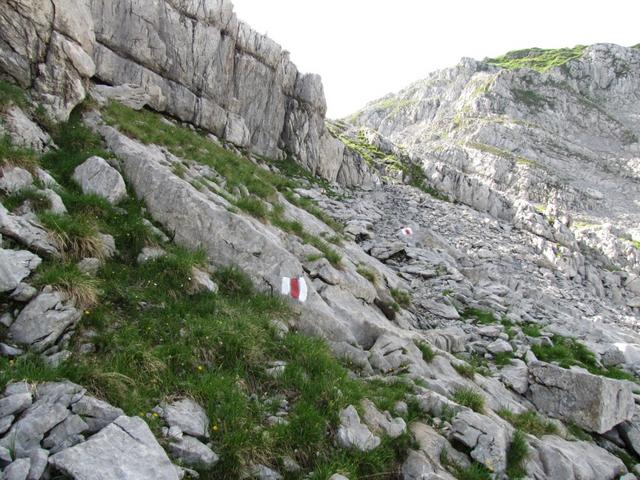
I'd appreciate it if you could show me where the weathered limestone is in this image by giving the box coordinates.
[49,415,179,480]
[72,156,127,204]
[336,405,381,452]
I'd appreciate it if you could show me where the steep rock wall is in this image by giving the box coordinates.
[0,0,375,186]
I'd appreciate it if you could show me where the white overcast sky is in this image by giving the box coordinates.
[231,1,640,118]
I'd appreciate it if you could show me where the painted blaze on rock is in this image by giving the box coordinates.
[528,362,635,434]
[281,277,308,302]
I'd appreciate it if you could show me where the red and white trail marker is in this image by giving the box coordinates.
[401,227,413,236]
[281,276,308,302]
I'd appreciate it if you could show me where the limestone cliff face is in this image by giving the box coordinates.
[0,0,374,186]
[346,43,640,275]
[349,44,640,221]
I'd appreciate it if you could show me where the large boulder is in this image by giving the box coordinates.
[528,362,634,434]
[72,156,127,204]
[49,415,180,480]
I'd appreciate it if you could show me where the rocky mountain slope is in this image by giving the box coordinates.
[2,1,640,479]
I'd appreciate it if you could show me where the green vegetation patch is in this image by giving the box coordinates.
[461,307,497,325]
[485,46,586,72]
[1,108,417,479]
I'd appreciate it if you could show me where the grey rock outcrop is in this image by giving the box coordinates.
[336,405,381,452]
[528,362,635,433]
[72,156,127,204]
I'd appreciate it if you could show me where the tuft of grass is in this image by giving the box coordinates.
[453,362,476,379]
[39,212,108,260]
[390,288,411,309]
[417,342,436,363]
[1,188,51,212]
[498,410,558,437]
[506,430,528,479]
[493,352,515,367]
[213,265,255,298]
[33,263,100,308]
[461,307,496,325]
[452,387,485,413]
[356,265,378,284]
[485,45,586,72]
[522,323,542,337]
[235,196,269,220]
[0,136,40,172]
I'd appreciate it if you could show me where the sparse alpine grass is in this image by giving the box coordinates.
[485,45,586,72]
[498,409,558,437]
[532,335,638,382]
[461,307,497,325]
[0,135,40,172]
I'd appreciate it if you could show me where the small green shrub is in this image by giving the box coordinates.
[452,387,485,412]
[213,265,254,298]
[417,342,436,363]
[506,430,529,479]
[498,410,558,437]
[567,422,591,441]
[493,352,515,367]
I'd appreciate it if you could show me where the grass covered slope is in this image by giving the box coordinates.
[0,102,419,478]
[484,45,586,72]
